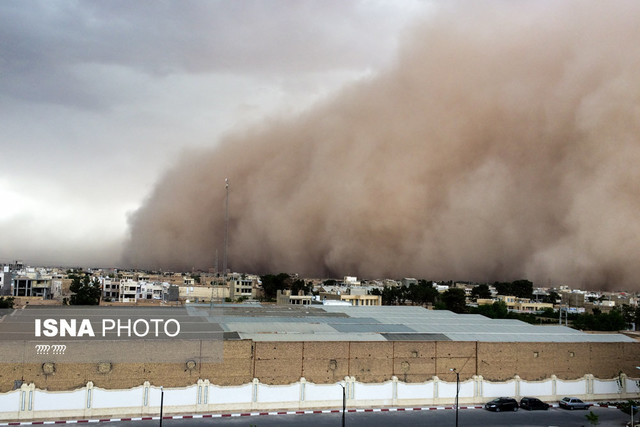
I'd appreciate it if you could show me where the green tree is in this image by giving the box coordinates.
[260,273,291,300]
[290,279,312,296]
[0,296,15,309]
[69,274,101,305]
[622,304,635,328]
[572,308,626,331]
[472,301,509,318]
[543,291,560,304]
[374,286,400,305]
[470,284,492,301]
[441,288,467,313]
[323,279,338,287]
[494,280,533,299]
[407,280,438,306]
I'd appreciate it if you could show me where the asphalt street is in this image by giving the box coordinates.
[100,406,632,427]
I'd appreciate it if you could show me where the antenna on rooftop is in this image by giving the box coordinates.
[210,179,230,309]
[223,178,229,282]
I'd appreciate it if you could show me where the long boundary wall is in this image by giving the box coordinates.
[2,375,640,422]
[2,340,638,392]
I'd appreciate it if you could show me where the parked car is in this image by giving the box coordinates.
[520,397,550,410]
[559,397,590,410]
[484,397,519,412]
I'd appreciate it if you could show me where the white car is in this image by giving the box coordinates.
[559,397,590,410]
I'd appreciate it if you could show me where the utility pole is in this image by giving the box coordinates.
[223,178,229,288]
[339,383,346,427]
[450,368,459,427]
[159,386,164,427]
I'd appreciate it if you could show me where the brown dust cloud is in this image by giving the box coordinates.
[123,1,640,290]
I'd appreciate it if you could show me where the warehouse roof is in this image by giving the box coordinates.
[2,305,632,344]
[214,304,635,343]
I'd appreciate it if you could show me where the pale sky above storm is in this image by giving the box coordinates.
[0,0,427,267]
[4,1,640,291]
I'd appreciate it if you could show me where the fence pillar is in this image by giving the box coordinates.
[141,381,151,415]
[585,374,594,400]
[618,373,628,397]
[433,376,440,399]
[85,381,94,417]
[551,375,557,401]
[196,379,208,411]
[252,378,259,403]
[514,375,521,399]
[18,382,35,420]
[391,376,398,405]
[203,379,210,405]
[300,377,306,402]
[473,375,483,399]
[344,376,356,402]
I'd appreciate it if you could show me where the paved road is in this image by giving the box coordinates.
[102,406,632,427]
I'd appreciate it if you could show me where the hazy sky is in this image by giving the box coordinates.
[5,1,640,291]
[122,0,640,291]
[0,0,428,267]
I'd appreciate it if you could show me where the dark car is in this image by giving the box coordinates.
[559,397,590,410]
[520,397,550,410]
[484,397,519,412]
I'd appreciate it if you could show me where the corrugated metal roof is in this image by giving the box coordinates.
[382,333,450,341]
[222,321,336,334]
[331,323,415,333]
[237,332,388,342]
[213,305,635,343]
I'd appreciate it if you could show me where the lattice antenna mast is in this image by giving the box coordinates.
[223,178,229,284]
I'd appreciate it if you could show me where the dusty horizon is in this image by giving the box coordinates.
[123,1,640,290]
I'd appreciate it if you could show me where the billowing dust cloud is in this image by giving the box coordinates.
[124,1,640,289]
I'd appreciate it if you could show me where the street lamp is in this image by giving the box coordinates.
[450,368,459,427]
[633,368,640,427]
[338,382,346,427]
[159,386,164,427]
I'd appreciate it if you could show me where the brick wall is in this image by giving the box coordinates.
[0,340,637,392]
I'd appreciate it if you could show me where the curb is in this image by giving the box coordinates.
[1,403,621,425]
[0,405,487,425]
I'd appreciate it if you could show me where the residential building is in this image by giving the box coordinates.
[0,266,11,296]
[477,295,554,313]
[276,289,312,306]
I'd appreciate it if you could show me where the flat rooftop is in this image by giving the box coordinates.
[1,305,634,344]
[211,304,635,343]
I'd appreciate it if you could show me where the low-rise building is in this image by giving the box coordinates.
[276,289,312,306]
[118,279,139,302]
[11,275,52,299]
[478,295,554,313]
[0,266,11,296]
[101,277,119,300]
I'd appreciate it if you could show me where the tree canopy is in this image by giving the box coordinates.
[493,279,533,299]
[470,284,492,301]
[441,287,467,313]
[369,280,438,306]
[0,296,15,309]
[572,308,626,331]
[259,273,291,300]
[68,274,101,305]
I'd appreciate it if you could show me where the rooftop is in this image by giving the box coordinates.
[211,304,635,343]
[1,305,634,344]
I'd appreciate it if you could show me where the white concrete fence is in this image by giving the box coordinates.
[2,374,639,421]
